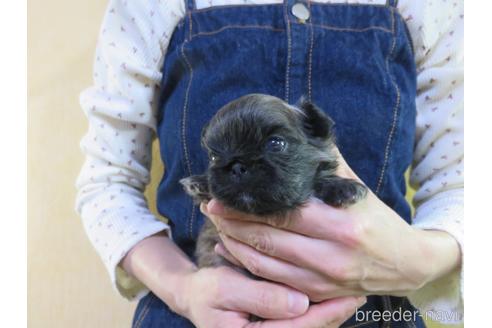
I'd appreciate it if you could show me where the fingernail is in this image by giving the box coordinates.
[288,291,309,315]
[208,199,224,215]
[356,296,367,307]
[218,232,229,243]
[214,243,225,255]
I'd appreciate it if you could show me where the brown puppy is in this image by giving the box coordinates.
[180,93,367,269]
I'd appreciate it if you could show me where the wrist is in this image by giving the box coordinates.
[121,232,198,315]
[411,228,461,288]
[157,265,197,317]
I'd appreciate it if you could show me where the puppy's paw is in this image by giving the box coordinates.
[179,175,211,204]
[314,177,367,208]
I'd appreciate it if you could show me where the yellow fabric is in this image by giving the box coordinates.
[28,0,137,326]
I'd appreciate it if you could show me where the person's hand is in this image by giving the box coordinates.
[201,151,461,302]
[177,266,367,328]
[120,222,366,328]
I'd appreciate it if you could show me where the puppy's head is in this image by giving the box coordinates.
[202,94,336,215]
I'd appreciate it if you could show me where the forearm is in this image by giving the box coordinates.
[387,224,461,295]
[121,232,197,315]
[409,227,461,290]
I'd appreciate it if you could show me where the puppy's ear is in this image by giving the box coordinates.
[297,98,334,141]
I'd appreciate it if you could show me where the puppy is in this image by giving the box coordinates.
[180,94,367,269]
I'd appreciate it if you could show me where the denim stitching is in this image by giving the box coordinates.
[133,294,155,328]
[311,2,387,7]
[190,203,197,239]
[194,12,202,34]
[190,25,284,40]
[187,22,390,39]
[191,3,388,12]
[395,11,415,58]
[189,0,196,11]
[190,3,283,14]
[180,42,195,238]
[305,22,392,34]
[180,45,193,177]
[376,7,400,195]
[402,23,415,58]
[308,0,314,101]
[188,11,193,41]
[284,4,292,102]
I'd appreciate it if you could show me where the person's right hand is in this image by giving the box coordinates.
[121,233,365,327]
[177,266,366,328]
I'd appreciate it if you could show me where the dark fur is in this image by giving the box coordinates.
[180,94,367,269]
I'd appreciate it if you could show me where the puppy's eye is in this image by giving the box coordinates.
[265,136,286,152]
[210,154,219,162]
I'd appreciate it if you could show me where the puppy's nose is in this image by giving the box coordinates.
[231,162,248,181]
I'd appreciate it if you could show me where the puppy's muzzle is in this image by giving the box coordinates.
[230,161,249,182]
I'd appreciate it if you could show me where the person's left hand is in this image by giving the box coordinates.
[200,152,461,302]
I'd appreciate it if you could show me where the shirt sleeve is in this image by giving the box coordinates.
[398,0,464,323]
[75,0,185,300]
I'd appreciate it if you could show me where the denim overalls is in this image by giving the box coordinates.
[133,0,423,326]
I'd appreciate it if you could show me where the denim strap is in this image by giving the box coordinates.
[386,0,398,7]
[185,0,195,11]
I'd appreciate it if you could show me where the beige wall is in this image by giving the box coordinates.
[28,0,138,327]
[27,0,459,327]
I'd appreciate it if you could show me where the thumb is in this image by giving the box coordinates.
[222,271,309,319]
[246,296,367,328]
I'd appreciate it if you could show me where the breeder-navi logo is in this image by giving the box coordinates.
[356,308,463,323]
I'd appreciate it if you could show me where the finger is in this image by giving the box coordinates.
[207,199,299,228]
[214,242,243,267]
[200,202,208,216]
[200,202,217,223]
[206,310,250,328]
[208,199,351,240]
[216,219,357,280]
[221,270,310,319]
[201,202,226,231]
[204,201,344,272]
[221,234,359,300]
[246,296,367,328]
[221,234,323,287]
